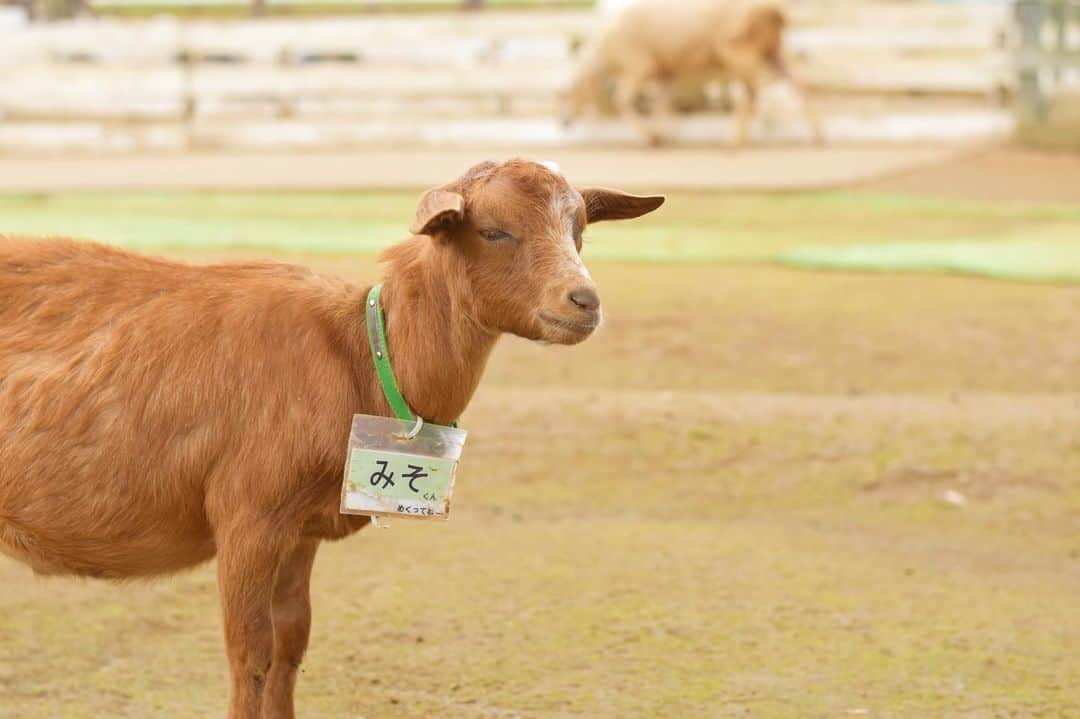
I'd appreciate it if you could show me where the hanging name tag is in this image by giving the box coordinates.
[340,415,467,521]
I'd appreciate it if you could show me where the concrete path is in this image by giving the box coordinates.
[0,145,968,191]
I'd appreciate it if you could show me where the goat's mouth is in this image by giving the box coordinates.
[539,311,600,343]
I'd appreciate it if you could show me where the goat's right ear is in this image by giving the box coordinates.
[410,189,465,237]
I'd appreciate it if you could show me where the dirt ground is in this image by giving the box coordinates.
[0,145,1077,200]
[2,260,1077,718]
[0,146,960,193]
[864,146,1080,204]
[1,147,1079,718]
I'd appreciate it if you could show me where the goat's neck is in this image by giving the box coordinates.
[377,243,499,426]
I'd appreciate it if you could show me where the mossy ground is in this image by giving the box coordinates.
[1,191,1078,717]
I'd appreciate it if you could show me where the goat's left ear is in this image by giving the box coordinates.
[579,188,665,224]
[410,189,465,236]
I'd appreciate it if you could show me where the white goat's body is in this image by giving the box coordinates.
[565,0,823,146]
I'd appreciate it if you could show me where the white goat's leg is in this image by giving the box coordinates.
[652,79,676,118]
[651,80,677,139]
[614,71,662,146]
[772,58,824,146]
[733,79,759,148]
[792,79,824,146]
[560,74,596,127]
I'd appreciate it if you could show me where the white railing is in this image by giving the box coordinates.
[0,3,1016,150]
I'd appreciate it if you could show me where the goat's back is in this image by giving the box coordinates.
[594,0,787,70]
[0,237,366,578]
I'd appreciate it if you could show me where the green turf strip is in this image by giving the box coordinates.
[781,231,1080,283]
[2,190,1080,281]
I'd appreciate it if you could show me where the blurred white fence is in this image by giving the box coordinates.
[0,3,1016,151]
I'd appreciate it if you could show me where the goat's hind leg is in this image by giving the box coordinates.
[263,538,320,719]
[794,79,824,145]
[772,57,824,145]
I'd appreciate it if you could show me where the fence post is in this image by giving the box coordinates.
[1050,0,1067,81]
[1016,0,1048,122]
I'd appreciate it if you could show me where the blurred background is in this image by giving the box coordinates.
[0,0,1070,151]
[0,0,1078,717]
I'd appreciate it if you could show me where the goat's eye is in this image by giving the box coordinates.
[479,229,514,243]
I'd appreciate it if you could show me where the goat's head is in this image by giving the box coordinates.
[557,81,590,128]
[407,159,663,345]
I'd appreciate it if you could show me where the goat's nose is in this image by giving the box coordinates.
[568,287,601,313]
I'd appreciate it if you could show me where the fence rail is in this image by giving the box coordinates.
[7,0,590,22]
[0,3,1017,150]
[0,4,1013,120]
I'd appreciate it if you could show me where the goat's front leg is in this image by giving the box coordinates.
[217,523,291,719]
[651,80,676,127]
[263,538,320,719]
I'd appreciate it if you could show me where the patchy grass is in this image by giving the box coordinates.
[1,198,1079,717]
[4,189,1080,263]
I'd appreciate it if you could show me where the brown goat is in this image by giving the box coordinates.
[0,159,664,718]
[563,0,823,147]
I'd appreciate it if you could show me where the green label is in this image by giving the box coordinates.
[347,449,456,504]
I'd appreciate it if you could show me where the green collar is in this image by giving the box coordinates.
[366,284,416,422]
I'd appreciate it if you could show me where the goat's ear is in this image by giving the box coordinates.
[579,188,665,224]
[410,189,465,236]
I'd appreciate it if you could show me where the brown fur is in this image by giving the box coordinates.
[563,0,823,147]
[0,159,663,718]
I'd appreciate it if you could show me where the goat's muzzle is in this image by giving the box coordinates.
[538,286,602,344]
